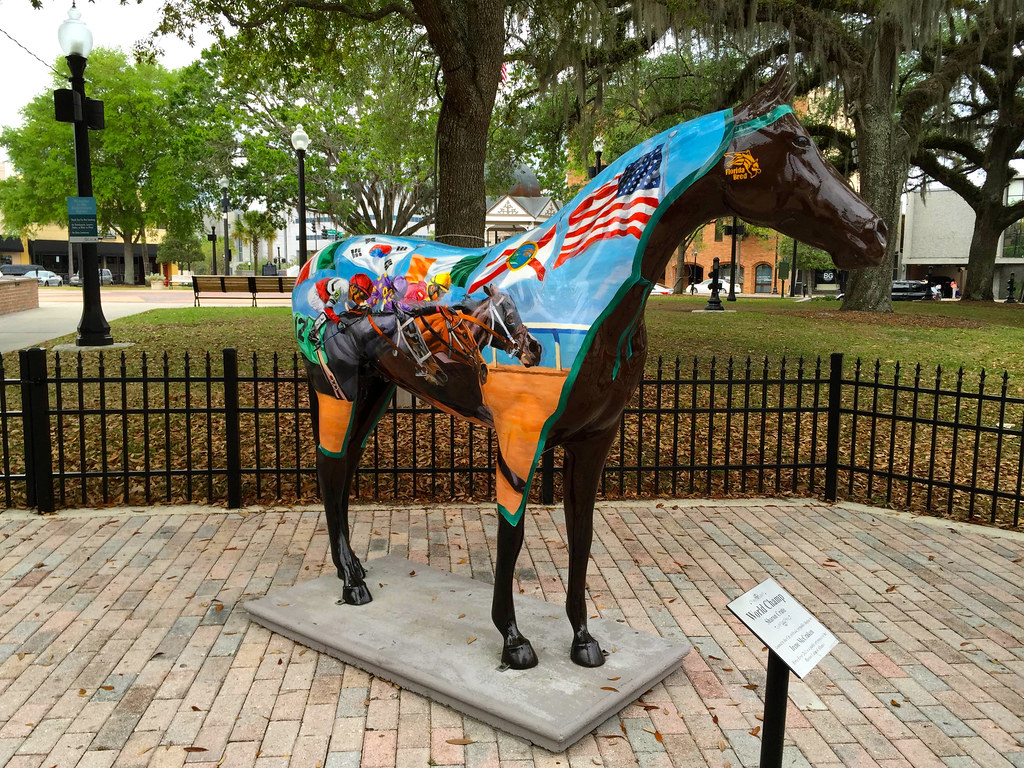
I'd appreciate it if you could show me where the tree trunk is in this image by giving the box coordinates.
[433,72,495,247]
[840,20,908,313]
[413,0,503,247]
[963,209,1003,300]
[122,237,136,286]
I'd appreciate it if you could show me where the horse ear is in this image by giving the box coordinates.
[484,284,494,297]
[734,64,789,123]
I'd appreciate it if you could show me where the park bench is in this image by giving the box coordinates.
[192,275,294,307]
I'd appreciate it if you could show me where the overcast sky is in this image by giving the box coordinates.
[1,0,213,145]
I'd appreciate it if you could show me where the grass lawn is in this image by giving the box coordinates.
[45,297,1024,382]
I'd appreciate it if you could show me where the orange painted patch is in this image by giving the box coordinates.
[481,366,569,514]
[317,393,355,454]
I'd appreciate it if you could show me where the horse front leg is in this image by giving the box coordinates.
[562,429,617,667]
[314,379,395,605]
[492,499,538,669]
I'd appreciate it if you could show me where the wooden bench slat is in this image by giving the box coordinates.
[192,274,294,307]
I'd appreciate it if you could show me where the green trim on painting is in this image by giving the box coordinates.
[318,444,344,458]
[496,109,741,527]
[733,105,794,139]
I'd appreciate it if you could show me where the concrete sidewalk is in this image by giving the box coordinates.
[0,499,1022,767]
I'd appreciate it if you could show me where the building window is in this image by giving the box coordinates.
[755,263,772,293]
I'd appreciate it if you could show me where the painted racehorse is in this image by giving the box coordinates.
[292,68,887,670]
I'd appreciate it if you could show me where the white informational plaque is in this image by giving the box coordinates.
[727,578,838,678]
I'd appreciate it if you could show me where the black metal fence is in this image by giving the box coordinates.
[1,348,1022,526]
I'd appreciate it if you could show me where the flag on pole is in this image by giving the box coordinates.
[553,145,663,269]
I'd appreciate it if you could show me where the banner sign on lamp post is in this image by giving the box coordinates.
[67,196,98,243]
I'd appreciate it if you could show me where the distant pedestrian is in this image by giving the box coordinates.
[950,279,959,298]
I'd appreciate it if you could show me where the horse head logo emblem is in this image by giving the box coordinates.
[725,150,761,180]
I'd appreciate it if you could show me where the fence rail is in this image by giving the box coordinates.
[1,348,1021,527]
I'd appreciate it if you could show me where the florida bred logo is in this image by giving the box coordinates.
[725,150,761,180]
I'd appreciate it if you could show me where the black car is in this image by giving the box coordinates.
[0,263,44,277]
[891,280,929,301]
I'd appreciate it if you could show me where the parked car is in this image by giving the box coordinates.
[24,269,63,287]
[891,280,929,301]
[649,283,673,295]
[688,277,733,295]
[70,269,114,286]
[0,263,44,277]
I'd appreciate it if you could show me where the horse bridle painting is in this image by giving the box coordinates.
[291,69,887,670]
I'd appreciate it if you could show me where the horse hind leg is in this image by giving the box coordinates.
[562,429,618,667]
[314,378,395,605]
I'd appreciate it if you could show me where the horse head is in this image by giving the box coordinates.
[720,67,887,269]
[482,285,543,367]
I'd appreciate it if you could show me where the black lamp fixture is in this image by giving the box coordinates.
[56,3,111,346]
[291,124,310,267]
[218,175,232,276]
[588,135,605,180]
[207,226,217,275]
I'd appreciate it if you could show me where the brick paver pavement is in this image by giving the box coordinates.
[0,499,1022,768]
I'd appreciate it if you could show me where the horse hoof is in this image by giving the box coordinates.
[342,583,373,606]
[571,637,605,667]
[502,638,538,670]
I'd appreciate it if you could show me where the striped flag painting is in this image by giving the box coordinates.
[553,145,663,269]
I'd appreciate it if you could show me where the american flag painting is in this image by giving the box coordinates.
[553,145,664,269]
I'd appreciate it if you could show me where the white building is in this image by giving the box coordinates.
[900,179,1024,298]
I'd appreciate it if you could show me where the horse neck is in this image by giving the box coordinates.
[464,298,494,348]
[639,172,727,284]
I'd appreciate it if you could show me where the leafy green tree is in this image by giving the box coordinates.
[232,210,282,268]
[909,11,1024,300]
[687,0,1008,311]
[158,229,205,273]
[207,24,438,237]
[0,49,226,284]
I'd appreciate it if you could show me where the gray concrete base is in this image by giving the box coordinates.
[246,556,690,752]
[691,309,737,313]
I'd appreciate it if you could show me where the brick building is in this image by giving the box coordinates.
[663,220,784,294]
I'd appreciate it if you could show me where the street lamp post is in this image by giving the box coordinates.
[56,4,111,346]
[291,124,310,267]
[588,136,605,179]
[219,176,231,276]
[789,238,798,298]
[724,217,744,302]
[207,227,217,276]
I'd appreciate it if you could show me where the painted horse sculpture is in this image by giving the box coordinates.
[292,69,887,670]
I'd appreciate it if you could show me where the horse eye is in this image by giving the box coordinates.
[793,136,811,149]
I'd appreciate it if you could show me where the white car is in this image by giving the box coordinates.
[649,283,673,295]
[25,269,63,287]
[688,278,732,295]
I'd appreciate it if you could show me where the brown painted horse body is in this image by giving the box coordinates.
[310,72,887,670]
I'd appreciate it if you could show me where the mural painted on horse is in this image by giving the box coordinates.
[293,68,888,670]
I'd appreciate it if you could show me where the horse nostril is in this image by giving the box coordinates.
[875,219,889,238]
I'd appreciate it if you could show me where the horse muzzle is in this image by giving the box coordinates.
[833,217,887,269]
